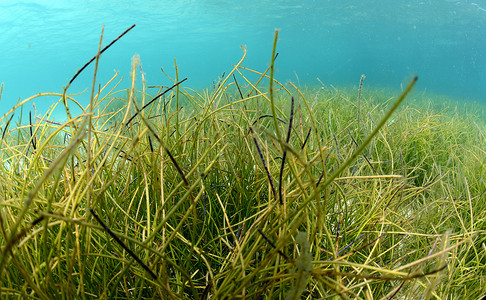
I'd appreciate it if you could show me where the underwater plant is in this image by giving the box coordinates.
[0,25,484,299]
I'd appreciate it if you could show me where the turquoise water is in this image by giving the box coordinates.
[1,0,485,118]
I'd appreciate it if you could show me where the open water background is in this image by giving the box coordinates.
[0,0,485,119]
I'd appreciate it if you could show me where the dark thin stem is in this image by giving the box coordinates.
[147,114,162,120]
[338,233,365,256]
[278,96,294,205]
[9,216,44,250]
[217,72,225,89]
[316,171,325,187]
[250,127,276,201]
[324,148,333,166]
[67,24,136,87]
[35,116,63,126]
[278,158,287,203]
[250,115,286,132]
[388,280,406,299]
[257,229,289,261]
[246,52,278,98]
[125,78,187,126]
[301,127,312,150]
[148,135,154,152]
[90,209,158,279]
[29,111,37,151]
[233,74,244,100]
[285,98,294,144]
[2,114,14,140]
[347,129,377,174]
[165,147,189,186]
[257,115,287,124]
[350,233,386,255]
[128,94,189,187]
[109,145,133,161]
[357,74,365,125]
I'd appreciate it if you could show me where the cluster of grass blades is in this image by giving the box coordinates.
[0,25,485,299]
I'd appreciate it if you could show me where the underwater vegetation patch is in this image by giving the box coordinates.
[0,25,485,299]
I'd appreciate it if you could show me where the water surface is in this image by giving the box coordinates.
[0,0,485,117]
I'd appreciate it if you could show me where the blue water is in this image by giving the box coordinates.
[1,0,485,118]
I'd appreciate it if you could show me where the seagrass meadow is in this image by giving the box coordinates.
[0,28,485,299]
